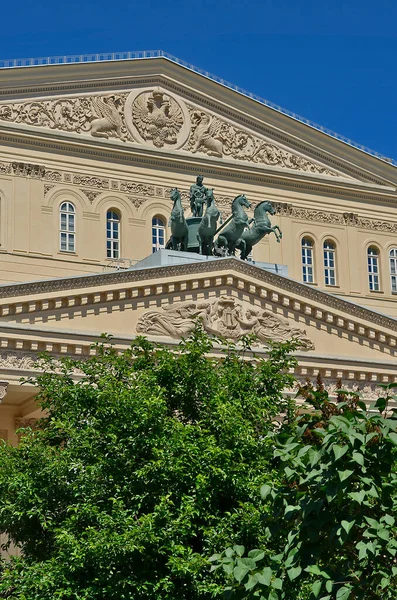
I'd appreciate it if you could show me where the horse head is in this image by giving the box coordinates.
[204,188,215,207]
[254,200,276,217]
[233,194,251,210]
[170,188,181,204]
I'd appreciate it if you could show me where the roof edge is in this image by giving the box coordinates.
[0,49,395,168]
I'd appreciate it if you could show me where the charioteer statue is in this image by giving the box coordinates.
[189,175,207,217]
[166,175,282,258]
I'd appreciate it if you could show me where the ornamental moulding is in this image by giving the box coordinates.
[0,87,344,177]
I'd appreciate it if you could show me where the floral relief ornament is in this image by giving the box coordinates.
[0,94,132,141]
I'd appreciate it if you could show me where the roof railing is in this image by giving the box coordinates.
[0,49,395,166]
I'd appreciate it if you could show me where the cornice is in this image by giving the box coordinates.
[0,130,396,207]
[0,259,397,352]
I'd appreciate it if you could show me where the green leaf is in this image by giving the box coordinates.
[272,578,282,590]
[348,490,366,504]
[311,580,322,598]
[245,573,259,591]
[233,545,245,557]
[287,566,302,581]
[341,519,355,535]
[375,397,387,412]
[336,586,351,600]
[233,564,250,583]
[248,549,265,562]
[258,567,272,586]
[338,469,354,482]
[260,484,272,499]
[377,528,390,541]
[225,547,234,558]
[352,451,364,466]
[333,444,348,460]
[383,514,395,526]
[305,565,330,579]
[285,504,300,517]
[209,553,221,562]
[238,557,256,569]
[388,432,397,445]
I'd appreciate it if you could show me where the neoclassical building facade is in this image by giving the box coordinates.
[0,51,397,445]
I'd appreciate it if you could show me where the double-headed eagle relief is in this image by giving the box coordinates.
[130,88,184,148]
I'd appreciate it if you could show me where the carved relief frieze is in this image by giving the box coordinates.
[274,202,397,232]
[0,162,11,175]
[0,87,348,178]
[184,105,340,177]
[72,175,109,189]
[0,93,132,142]
[43,170,62,182]
[136,295,315,349]
[119,182,155,196]
[11,162,45,178]
[0,353,38,370]
[353,216,397,234]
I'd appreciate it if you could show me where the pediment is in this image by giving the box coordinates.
[0,259,396,371]
[0,85,357,181]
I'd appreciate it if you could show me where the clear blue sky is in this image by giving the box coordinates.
[2,0,396,159]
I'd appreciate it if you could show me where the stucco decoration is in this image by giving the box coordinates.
[0,93,132,141]
[184,105,339,177]
[136,296,314,349]
[90,97,123,139]
[0,91,343,177]
[0,354,38,370]
[124,87,190,149]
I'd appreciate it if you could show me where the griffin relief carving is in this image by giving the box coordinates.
[136,296,314,349]
[90,96,123,139]
[185,105,340,177]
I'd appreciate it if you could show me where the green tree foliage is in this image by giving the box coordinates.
[0,326,297,600]
[211,382,397,599]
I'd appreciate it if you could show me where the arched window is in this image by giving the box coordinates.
[152,217,166,253]
[367,246,380,291]
[301,237,314,283]
[106,210,120,259]
[390,248,397,292]
[59,202,75,252]
[323,240,336,286]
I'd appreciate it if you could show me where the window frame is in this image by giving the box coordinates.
[152,216,166,253]
[389,248,397,293]
[301,237,315,284]
[367,246,380,292]
[323,239,337,286]
[59,201,76,253]
[106,209,121,259]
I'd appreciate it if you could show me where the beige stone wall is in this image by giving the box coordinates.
[1,150,397,316]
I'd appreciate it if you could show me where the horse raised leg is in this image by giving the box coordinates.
[272,226,282,243]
